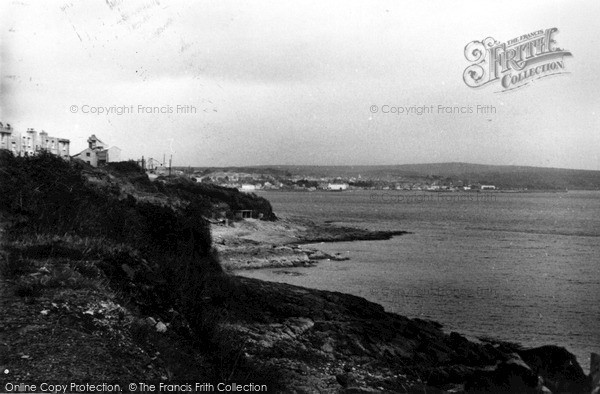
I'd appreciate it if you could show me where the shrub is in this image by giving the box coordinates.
[13,277,44,298]
[104,160,145,175]
[0,253,35,279]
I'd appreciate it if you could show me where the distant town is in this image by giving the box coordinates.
[2,121,598,191]
[164,168,500,193]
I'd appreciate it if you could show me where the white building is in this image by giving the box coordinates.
[0,122,70,159]
[240,184,257,192]
[327,183,349,191]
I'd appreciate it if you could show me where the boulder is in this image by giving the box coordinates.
[307,250,329,260]
[518,345,589,393]
[464,356,540,393]
[336,373,358,388]
[591,353,600,394]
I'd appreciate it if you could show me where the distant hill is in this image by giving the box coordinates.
[189,163,600,190]
[384,163,600,190]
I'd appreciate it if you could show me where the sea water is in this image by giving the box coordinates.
[236,190,600,371]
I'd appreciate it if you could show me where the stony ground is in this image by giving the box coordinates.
[0,281,168,385]
[213,217,404,271]
[220,276,593,393]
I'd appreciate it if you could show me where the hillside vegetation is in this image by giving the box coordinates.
[0,151,281,386]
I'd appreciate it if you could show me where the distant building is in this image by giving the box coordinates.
[327,183,349,191]
[0,122,70,158]
[153,166,169,176]
[240,184,257,192]
[72,134,121,167]
[0,122,15,153]
[234,210,254,219]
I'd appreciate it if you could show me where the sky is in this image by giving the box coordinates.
[1,0,599,169]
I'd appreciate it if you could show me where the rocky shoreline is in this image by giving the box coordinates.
[212,217,408,271]
[2,212,598,392]
[212,217,598,392]
[222,276,594,393]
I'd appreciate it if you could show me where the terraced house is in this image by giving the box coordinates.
[0,121,70,158]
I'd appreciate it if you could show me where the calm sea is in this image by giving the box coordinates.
[236,190,600,371]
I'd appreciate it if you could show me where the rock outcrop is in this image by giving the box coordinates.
[518,346,590,394]
[220,277,593,392]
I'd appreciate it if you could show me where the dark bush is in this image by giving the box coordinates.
[104,160,145,174]
[161,177,276,220]
[0,252,35,279]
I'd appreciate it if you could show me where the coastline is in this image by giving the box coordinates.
[227,276,591,393]
[1,212,596,392]
[212,216,595,392]
[212,216,409,271]
[1,213,594,392]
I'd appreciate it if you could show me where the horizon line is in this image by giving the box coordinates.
[165,161,600,172]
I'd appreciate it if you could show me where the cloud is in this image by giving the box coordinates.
[1,0,599,169]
